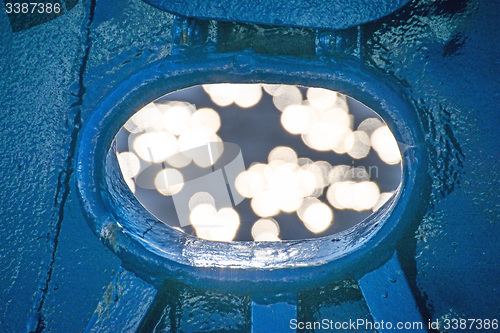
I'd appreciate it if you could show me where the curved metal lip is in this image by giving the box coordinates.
[76,51,428,293]
[143,0,411,30]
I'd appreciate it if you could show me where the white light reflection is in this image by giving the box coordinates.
[233,84,263,108]
[351,182,380,211]
[190,108,221,134]
[160,102,194,136]
[306,87,338,110]
[193,141,224,168]
[272,85,303,111]
[124,177,136,193]
[154,168,184,196]
[268,167,304,213]
[297,198,333,233]
[328,165,351,183]
[124,103,163,133]
[268,146,298,164]
[189,202,240,242]
[371,126,402,165]
[280,104,314,134]
[178,130,224,168]
[133,132,177,163]
[202,83,263,108]
[234,169,266,198]
[358,117,383,136]
[328,165,371,184]
[326,181,380,211]
[116,83,403,242]
[312,161,332,187]
[165,149,192,168]
[298,107,353,153]
[235,147,337,218]
[302,122,340,151]
[178,129,217,154]
[202,84,235,107]
[330,128,353,155]
[372,192,395,212]
[262,84,281,96]
[188,192,216,211]
[117,152,141,178]
[189,203,217,227]
[346,131,371,159]
[251,218,280,241]
[251,190,280,217]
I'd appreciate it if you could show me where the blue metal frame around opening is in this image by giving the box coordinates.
[142,0,411,30]
[76,51,429,294]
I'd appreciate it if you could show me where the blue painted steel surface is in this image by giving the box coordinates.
[251,294,297,333]
[0,0,498,331]
[143,0,411,30]
[85,267,157,333]
[359,252,427,332]
[0,1,121,332]
[77,50,428,293]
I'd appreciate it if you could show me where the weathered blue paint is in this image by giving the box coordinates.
[143,0,411,30]
[0,0,498,331]
[76,50,428,294]
[251,294,297,333]
[359,252,427,332]
[84,267,157,333]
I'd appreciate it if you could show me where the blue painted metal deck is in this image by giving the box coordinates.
[0,0,498,332]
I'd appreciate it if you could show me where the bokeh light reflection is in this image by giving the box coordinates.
[114,83,402,242]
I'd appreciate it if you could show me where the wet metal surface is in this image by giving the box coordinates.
[0,0,498,331]
[143,0,411,30]
[0,1,119,332]
[85,267,157,333]
[359,252,427,332]
[251,295,297,333]
[363,0,500,325]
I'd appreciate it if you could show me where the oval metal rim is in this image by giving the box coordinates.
[76,52,428,293]
[143,0,411,30]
